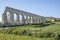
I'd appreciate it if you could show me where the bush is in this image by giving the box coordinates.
[0,27,60,39]
[54,33,60,40]
[33,31,55,38]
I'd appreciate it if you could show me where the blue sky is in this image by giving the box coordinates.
[0,0,60,22]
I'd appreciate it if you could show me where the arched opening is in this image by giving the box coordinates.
[14,13,17,24]
[7,12,10,24]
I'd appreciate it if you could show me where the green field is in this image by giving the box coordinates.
[0,22,60,40]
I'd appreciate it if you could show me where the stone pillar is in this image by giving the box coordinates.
[2,12,7,24]
[16,14,20,25]
[39,19,41,23]
[36,18,38,23]
[21,14,25,24]
[33,17,37,24]
[26,16,28,24]
[31,17,33,24]
[26,16,32,24]
[35,18,37,24]
[9,12,14,25]
[40,18,43,23]
[32,17,35,24]
[38,19,40,23]
[36,18,40,23]
[29,16,31,24]
[42,17,46,23]
[36,18,38,24]
[2,13,5,24]
[39,18,43,23]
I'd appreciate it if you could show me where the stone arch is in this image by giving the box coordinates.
[7,12,11,24]
[14,13,17,24]
[2,6,47,26]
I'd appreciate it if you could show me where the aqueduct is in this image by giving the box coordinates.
[2,6,46,26]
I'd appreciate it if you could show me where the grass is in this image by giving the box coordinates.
[0,22,60,40]
[0,33,54,40]
[0,33,39,40]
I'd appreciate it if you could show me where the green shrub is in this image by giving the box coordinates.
[54,33,60,40]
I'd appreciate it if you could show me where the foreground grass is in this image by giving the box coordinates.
[0,33,38,40]
[0,22,60,40]
[0,33,54,40]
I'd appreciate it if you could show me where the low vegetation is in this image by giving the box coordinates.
[0,22,60,40]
